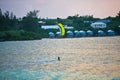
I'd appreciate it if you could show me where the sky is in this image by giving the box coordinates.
[0,0,120,19]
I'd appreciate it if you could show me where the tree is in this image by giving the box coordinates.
[116,11,120,19]
[106,11,120,35]
[26,10,39,18]
[22,10,40,32]
[0,9,19,31]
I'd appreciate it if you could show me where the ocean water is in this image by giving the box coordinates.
[0,37,120,80]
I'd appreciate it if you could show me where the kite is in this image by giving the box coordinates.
[57,23,66,36]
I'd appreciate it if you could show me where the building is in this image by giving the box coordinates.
[66,31,74,38]
[48,32,55,38]
[86,30,94,37]
[74,30,80,37]
[97,19,111,23]
[97,30,105,36]
[41,25,74,29]
[79,30,86,37]
[38,21,46,25]
[56,32,61,38]
[91,22,106,28]
[107,30,115,36]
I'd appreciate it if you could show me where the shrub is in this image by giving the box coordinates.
[0,30,42,41]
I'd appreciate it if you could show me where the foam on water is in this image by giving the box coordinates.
[2,58,57,66]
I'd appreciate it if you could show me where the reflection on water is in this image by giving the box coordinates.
[0,37,120,80]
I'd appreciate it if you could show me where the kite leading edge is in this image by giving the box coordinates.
[57,23,66,37]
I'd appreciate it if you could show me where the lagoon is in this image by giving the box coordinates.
[0,37,120,80]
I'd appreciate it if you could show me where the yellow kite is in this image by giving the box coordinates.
[57,23,66,36]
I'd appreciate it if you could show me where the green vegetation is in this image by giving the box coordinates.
[0,30,42,41]
[0,9,42,41]
[0,9,120,41]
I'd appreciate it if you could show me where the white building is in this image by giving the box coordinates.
[107,30,115,36]
[91,22,106,28]
[66,31,74,37]
[79,30,86,37]
[86,30,93,37]
[48,32,55,38]
[38,21,46,25]
[41,25,74,29]
[118,25,120,28]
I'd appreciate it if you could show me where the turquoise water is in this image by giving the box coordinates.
[0,69,113,80]
[1,69,118,80]
[0,69,62,80]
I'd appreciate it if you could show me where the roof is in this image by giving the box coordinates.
[91,22,106,25]
[41,25,74,29]
[91,22,107,28]
[97,19,111,23]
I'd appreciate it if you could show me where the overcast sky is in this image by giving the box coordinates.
[0,0,120,19]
